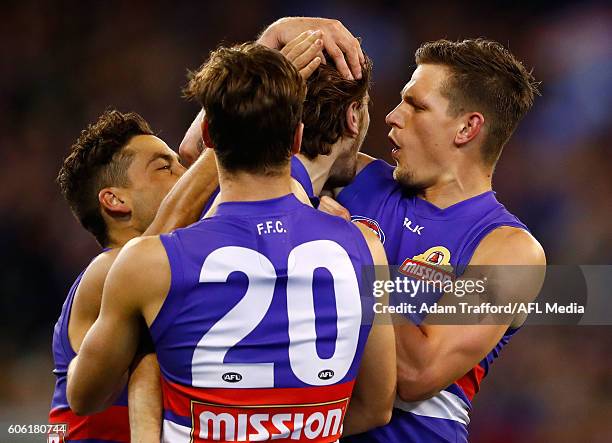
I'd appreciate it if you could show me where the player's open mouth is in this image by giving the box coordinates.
[389,136,401,158]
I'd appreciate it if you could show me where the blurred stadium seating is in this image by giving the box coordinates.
[0,1,610,441]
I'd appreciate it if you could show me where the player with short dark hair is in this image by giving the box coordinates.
[415,39,537,166]
[177,19,546,442]
[179,36,373,208]
[297,52,372,191]
[67,42,396,442]
[327,37,546,442]
[50,109,220,442]
[183,43,307,175]
[58,111,160,247]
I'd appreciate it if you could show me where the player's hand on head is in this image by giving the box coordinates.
[280,30,324,80]
[319,195,351,221]
[258,17,364,80]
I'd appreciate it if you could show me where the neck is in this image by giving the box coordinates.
[217,166,293,204]
[418,167,493,209]
[296,138,351,196]
[106,226,143,249]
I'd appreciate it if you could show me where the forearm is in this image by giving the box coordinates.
[144,148,218,235]
[343,319,395,434]
[396,323,507,401]
[395,322,445,401]
[342,396,389,436]
[128,353,162,443]
[67,315,139,415]
[178,109,205,166]
[67,354,128,415]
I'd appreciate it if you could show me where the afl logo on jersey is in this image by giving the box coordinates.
[222,372,242,383]
[351,215,386,244]
[318,369,335,380]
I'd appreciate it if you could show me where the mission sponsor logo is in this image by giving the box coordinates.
[351,215,385,244]
[399,246,455,282]
[191,397,349,442]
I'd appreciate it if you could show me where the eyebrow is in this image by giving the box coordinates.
[401,89,425,108]
[147,152,177,168]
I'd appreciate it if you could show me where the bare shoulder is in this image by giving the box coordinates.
[470,227,546,327]
[114,236,168,271]
[83,248,122,282]
[70,248,122,351]
[356,152,377,175]
[74,249,121,312]
[104,236,170,324]
[471,226,546,266]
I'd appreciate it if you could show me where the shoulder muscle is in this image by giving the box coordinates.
[70,249,121,351]
[103,236,170,326]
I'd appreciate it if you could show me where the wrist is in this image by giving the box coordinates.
[258,20,283,49]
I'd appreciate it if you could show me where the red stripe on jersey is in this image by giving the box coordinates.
[162,377,355,418]
[162,378,355,442]
[49,405,129,442]
[454,364,485,401]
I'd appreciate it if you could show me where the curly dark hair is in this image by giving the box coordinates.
[300,52,372,159]
[416,38,540,165]
[57,110,153,246]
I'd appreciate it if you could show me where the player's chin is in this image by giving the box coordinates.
[393,165,417,188]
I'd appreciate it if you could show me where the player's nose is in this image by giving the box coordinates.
[385,105,401,127]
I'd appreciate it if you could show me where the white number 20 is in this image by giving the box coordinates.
[191,240,362,388]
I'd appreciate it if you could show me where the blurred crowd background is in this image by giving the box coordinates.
[1,1,610,442]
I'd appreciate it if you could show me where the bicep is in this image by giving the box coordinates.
[80,262,143,379]
[417,228,546,387]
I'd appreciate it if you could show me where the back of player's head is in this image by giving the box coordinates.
[416,38,539,165]
[57,110,153,246]
[185,42,306,174]
[300,52,373,159]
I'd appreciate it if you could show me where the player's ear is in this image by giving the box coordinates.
[292,122,303,155]
[98,188,132,217]
[455,112,484,146]
[201,118,215,150]
[345,101,360,137]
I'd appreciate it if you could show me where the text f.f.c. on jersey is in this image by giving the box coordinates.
[153,194,375,442]
[337,159,528,443]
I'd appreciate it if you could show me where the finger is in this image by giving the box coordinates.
[345,37,365,79]
[292,38,323,71]
[324,40,353,80]
[284,31,322,68]
[280,30,312,57]
[358,43,365,65]
[319,196,351,221]
[336,36,363,80]
[299,56,322,80]
[320,20,363,80]
[335,207,352,222]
